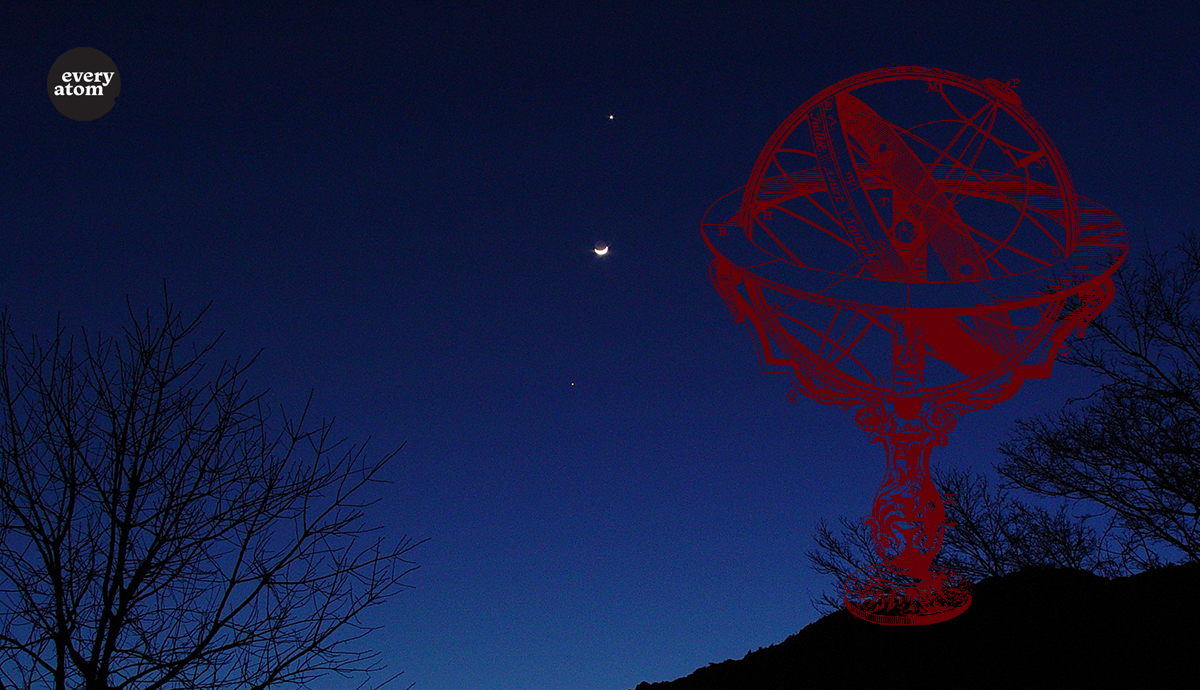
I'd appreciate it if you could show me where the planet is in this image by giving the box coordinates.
[594,241,609,256]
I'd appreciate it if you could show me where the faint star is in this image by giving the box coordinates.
[608,114,614,120]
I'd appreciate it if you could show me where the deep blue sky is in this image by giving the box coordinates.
[2,2,1197,689]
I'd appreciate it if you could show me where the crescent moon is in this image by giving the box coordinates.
[594,241,609,256]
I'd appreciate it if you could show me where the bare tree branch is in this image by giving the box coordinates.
[997,232,1200,566]
[0,292,426,690]
[806,466,1125,614]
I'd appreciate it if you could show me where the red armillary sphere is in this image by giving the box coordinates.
[702,66,1127,625]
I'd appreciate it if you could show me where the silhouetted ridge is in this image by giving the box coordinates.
[630,563,1199,689]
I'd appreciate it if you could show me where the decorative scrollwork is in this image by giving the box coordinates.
[709,257,744,323]
[926,403,961,442]
[1068,274,1116,337]
[853,403,889,437]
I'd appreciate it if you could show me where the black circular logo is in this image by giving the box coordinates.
[47,48,121,121]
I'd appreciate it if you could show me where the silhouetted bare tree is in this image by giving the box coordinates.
[997,232,1200,570]
[806,515,878,615]
[933,468,1122,581]
[806,466,1122,614]
[0,296,425,690]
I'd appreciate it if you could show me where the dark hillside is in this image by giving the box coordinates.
[631,563,1200,689]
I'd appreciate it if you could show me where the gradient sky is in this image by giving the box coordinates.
[2,3,1197,689]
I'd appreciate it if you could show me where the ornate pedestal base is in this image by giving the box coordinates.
[844,564,972,626]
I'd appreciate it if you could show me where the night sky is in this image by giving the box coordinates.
[2,3,1197,689]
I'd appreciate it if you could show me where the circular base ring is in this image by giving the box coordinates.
[843,563,972,626]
